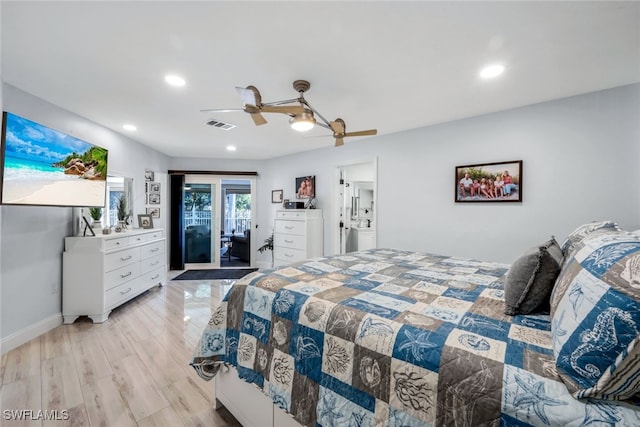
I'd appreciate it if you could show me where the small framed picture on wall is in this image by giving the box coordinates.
[148,193,160,205]
[271,189,283,203]
[146,182,160,193]
[147,207,160,218]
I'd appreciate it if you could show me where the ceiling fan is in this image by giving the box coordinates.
[201,80,377,147]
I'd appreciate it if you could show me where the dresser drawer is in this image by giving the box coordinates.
[104,236,131,251]
[274,247,306,264]
[140,241,164,259]
[105,281,137,310]
[275,220,305,235]
[133,230,165,244]
[140,266,165,288]
[141,254,164,274]
[105,262,140,290]
[276,210,310,220]
[274,233,306,250]
[105,247,140,272]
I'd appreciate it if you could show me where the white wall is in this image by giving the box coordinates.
[0,85,171,351]
[261,83,640,263]
[2,82,638,351]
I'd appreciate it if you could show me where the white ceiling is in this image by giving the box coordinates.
[2,1,639,160]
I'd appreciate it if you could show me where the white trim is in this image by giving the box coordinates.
[1,313,62,354]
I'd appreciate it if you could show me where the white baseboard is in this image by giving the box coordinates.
[1,313,62,354]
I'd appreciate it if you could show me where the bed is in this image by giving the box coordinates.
[191,222,640,426]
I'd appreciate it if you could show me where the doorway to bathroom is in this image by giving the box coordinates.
[334,159,377,254]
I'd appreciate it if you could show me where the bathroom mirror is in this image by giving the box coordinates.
[351,181,374,221]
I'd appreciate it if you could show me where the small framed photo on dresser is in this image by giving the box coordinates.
[138,214,154,229]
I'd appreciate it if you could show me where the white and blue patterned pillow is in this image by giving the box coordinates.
[560,220,621,258]
[551,229,640,400]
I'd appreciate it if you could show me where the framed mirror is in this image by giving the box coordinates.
[105,176,134,227]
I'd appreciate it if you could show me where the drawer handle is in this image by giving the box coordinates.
[285,253,294,257]
[120,255,132,261]
[115,242,121,245]
[120,287,132,295]
[151,248,159,252]
[150,261,160,266]
[284,239,294,244]
[151,274,160,280]
[136,237,142,241]
[120,271,132,279]
[284,225,294,230]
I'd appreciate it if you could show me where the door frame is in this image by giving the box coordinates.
[332,157,378,255]
[183,174,221,269]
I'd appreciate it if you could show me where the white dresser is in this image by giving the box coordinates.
[273,209,323,267]
[62,228,166,324]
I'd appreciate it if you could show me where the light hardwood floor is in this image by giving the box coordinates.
[0,273,241,427]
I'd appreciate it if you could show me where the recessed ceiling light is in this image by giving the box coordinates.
[122,124,137,131]
[479,64,505,79]
[165,74,186,87]
[226,145,237,152]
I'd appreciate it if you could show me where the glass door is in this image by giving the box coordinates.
[183,175,221,268]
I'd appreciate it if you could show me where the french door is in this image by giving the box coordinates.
[183,175,221,268]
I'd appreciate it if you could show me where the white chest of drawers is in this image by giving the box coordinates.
[273,209,323,267]
[62,228,166,324]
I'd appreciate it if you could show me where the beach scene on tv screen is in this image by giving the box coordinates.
[2,112,107,206]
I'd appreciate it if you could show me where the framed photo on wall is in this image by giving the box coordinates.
[148,193,160,205]
[147,207,160,218]
[271,189,283,203]
[455,160,522,203]
[146,182,160,193]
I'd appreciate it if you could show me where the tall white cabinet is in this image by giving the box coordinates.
[273,209,323,267]
[62,228,166,324]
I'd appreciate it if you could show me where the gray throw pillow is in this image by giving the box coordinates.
[504,237,563,315]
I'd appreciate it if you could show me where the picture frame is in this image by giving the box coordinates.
[148,193,160,205]
[144,170,154,182]
[271,189,283,203]
[455,160,522,203]
[137,214,154,229]
[146,207,160,218]
[146,182,160,193]
[295,175,315,199]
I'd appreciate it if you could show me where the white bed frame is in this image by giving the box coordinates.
[215,366,301,427]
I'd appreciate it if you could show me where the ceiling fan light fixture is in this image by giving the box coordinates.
[290,111,316,132]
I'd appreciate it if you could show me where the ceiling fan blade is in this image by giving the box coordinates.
[199,108,244,113]
[344,129,377,137]
[260,105,304,115]
[250,113,267,126]
[334,137,345,147]
[236,86,260,106]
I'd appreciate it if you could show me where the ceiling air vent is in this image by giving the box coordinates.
[205,119,236,130]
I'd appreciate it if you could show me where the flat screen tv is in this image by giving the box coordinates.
[295,175,315,199]
[0,111,108,207]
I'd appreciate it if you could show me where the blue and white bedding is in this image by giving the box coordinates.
[191,248,640,426]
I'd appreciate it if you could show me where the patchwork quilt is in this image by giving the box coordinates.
[191,249,640,426]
